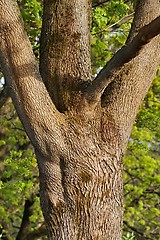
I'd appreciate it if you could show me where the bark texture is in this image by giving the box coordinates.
[40,0,92,112]
[0,0,160,239]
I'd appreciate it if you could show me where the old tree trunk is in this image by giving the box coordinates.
[0,0,160,239]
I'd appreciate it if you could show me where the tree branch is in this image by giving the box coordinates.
[16,198,34,240]
[0,0,64,153]
[123,221,152,240]
[92,0,110,8]
[40,0,92,112]
[92,12,134,36]
[84,15,160,104]
[0,85,9,109]
[26,224,47,240]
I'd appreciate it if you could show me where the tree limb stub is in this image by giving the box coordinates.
[85,15,160,104]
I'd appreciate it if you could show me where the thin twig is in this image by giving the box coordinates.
[92,0,110,8]
[92,12,134,36]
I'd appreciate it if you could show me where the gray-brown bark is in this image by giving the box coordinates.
[85,15,160,104]
[0,0,65,150]
[99,0,160,150]
[40,0,92,112]
[36,110,123,239]
[0,0,160,239]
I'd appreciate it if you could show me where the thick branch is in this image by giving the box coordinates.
[85,15,160,103]
[0,0,64,153]
[40,0,92,112]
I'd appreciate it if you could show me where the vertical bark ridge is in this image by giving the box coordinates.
[40,0,92,112]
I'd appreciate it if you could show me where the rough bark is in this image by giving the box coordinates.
[0,0,160,239]
[40,0,92,112]
[36,110,123,239]
[99,0,160,149]
[0,0,65,150]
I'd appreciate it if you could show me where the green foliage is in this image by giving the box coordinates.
[18,0,43,55]
[92,0,133,73]
[0,102,43,239]
[123,73,160,239]
[123,232,136,240]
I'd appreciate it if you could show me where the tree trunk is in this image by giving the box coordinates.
[0,0,160,239]
[37,108,123,239]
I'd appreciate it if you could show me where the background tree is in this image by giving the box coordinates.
[0,0,160,239]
